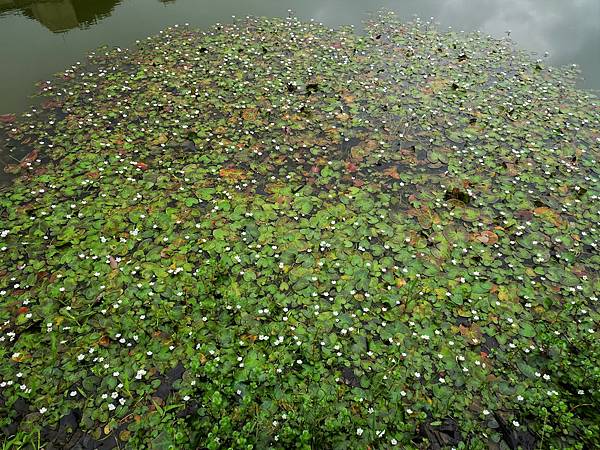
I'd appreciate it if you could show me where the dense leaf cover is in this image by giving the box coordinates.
[1,12,599,449]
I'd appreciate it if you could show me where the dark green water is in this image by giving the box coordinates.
[0,0,599,114]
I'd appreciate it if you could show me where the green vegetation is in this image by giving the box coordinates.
[0,12,599,449]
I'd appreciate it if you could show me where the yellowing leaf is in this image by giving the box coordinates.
[219,168,246,181]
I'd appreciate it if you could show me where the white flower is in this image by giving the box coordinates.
[512,420,520,427]
[356,428,364,436]
[108,403,116,411]
[39,407,47,414]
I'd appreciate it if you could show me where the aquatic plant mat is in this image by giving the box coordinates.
[1,11,599,449]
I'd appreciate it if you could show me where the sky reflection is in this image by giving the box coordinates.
[0,0,598,113]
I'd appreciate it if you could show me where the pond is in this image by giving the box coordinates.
[0,2,599,449]
[0,0,599,115]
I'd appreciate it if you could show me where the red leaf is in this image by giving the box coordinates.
[346,162,358,173]
[136,162,149,171]
[0,114,16,124]
[20,150,38,166]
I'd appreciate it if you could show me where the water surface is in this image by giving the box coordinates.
[0,0,599,114]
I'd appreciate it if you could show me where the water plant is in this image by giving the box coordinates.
[0,11,599,449]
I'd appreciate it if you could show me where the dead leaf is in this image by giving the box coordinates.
[474,230,498,245]
[242,108,258,121]
[20,150,39,166]
[458,323,483,344]
[383,166,401,179]
[219,167,246,181]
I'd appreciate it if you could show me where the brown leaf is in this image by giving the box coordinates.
[341,93,356,103]
[109,256,118,269]
[0,114,16,123]
[242,108,258,121]
[219,167,246,181]
[20,150,39,166]
[4,164,21,174]
[42,99,63,109]
[383,166,401,179]
[474,230,498,245]
[458,323,483,344]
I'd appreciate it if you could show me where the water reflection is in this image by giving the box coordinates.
[0,0,597,115]
[0,0,121,32]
